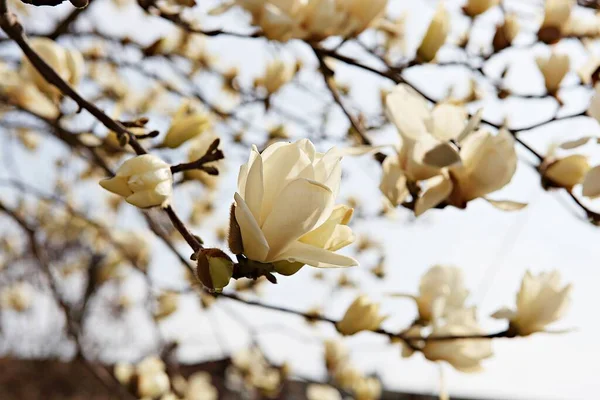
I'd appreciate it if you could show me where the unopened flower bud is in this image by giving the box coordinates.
[336,295,386,335]
[195,249,234,292]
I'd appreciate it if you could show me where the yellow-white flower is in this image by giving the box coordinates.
[415,265,469,322]
[536,52,570,95]
[100,154,173,208]
[464,0,498,17]
[135,356,170,398]
[417,4,450,62]
[542,154,590,189]
[422,308,493,372]
[21,38,84,101]
[0,282,33,312]
[447,129,517,207]
[162,101,212,149]
[384,84,472,184]
[492,270,572,336]
[231,139,357,270]
[262,59,295,95]
[336,295,386,335]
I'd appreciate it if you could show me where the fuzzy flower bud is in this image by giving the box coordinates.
[195,248,234,292]
[336,295,386,335]
[417,4,450,63]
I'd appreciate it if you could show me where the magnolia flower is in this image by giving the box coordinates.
[135,356,170,398]
[542,154,589,189]
[162,101,212,148]
[536,52,570,95]
[422,308,493,372]
[235,0,386,42]
[447,129,517,208]
[492,270,572,336]
[582,165,600,198]
[463,0,498,17]
[492,14,519,52]
[417,4,450,62]
[333,364,363,390]
[415,265,469,322]
[384,84,474,185]
[114,362,134,385]
[185,131,223,188]
[21,38,84,101]
[230,139,357,272]
[260,59,295,95]
[186,372,218,400]
[100,154,173,208]
[538,0,574,43]
[336,295,386,335]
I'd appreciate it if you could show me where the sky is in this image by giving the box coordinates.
[1,0,600,399]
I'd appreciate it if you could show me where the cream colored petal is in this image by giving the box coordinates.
[100,176,132,197]
[582,165,600,198]
[244,152,264,224]
[65,49,85,86]
[117,154,168,176]
[491,307,517,320]
[385,84,431,141]
[414,136,461,169]
[484,198,527,211]
[588,87,600,123]
[299,204,354,249]
[262,179,334,260]
[431,104,467,141]
[545,154,589,189]
[127,168,171,192]
[559,136,593,150]
[238,145,260,197]
[457,109,483,143]
[234,193,270,262]
[276,241,358,268]
[380,155,409,206]
[260,144,312,222]
[415,175,453,217]
[126,189,168,208]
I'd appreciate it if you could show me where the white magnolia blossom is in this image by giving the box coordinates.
[492,270,572,336]
[235,0,387,42]
[336,295,386,335]
[415,265,469,322]
[381,84,516,215]
[542,154,590,189]
[261,59,295,95]
[21,38,84,101]
[417,3,450,62]
[536,52,570,94]
[162,101,212,149]
[422,308,493,372]
[232,139,357,271]
[100,154,173,208]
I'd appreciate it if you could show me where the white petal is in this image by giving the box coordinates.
[582,165,600,199]
[431,104,467,141]
[484,198,528,211]
[244,152,264,224]
[261,179,334,260]
[276,241,358,268]
[415,175,453,216]
[234,193,270,262]
[385,84,431,141]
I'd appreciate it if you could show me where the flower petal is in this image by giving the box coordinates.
[261,178,334,260]
[415,174,453,216]
[234,193,270,262]
[276,241,358,268]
